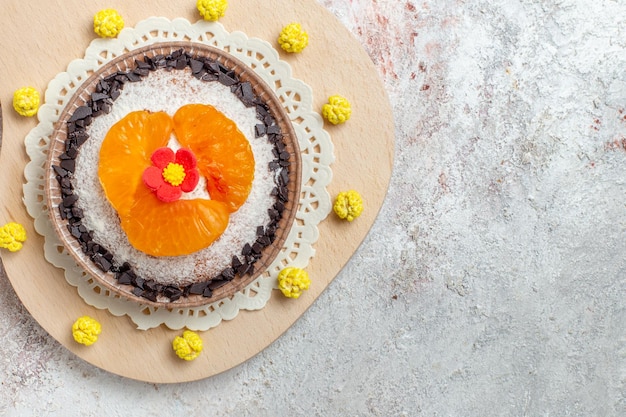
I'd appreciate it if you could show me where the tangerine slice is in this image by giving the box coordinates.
[123,186,229,257]
[173,104,255,213]
[98,109,231,257]
[99,111,172,214]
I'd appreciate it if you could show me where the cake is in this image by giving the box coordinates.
[45,42,301,307]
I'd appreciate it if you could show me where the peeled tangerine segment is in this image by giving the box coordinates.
[123,187,229,257]
[98,109,246,257]
[173,104,255,213]
[99,111,172,215]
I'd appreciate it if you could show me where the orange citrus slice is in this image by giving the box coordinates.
[98,106,254,257]
[173,104,255,213]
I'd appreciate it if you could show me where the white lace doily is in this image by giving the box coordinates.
[23,17,334,330]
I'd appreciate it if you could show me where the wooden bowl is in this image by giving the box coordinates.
[45,42,301,308]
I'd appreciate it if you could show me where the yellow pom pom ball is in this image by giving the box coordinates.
[322,95,352,125]
[0,222,27,252]
[13,87,40,117]
[277,267,311,299]
[93,9,124,38]
[173,330,204,361]
[197,0,228,21]
[278,23,309,53]
[333,190,363,222]
[72,316,102,346]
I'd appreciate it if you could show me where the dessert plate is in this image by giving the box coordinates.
[0,0,394,383]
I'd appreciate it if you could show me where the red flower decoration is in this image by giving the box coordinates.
[142,147,200,202]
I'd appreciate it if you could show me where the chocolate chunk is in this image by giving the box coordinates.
[103,73,118,83]
[142,291,158,302]
[100,102,112,114]
[237,263,251,276]
[208,279,229,290]
[189,282,208,295]
[256,226,265,236]
[117,271,133,285]
[68,106,92,122]
[189,59,204,74]
[255,124,266,138]
[62,194,78,207]
[231,255,243,269]
[133,68,150,77]
[91,92,109,102]
[240,82,255,106]
[205,60,220,74]
[119,262,131,272]
[267,125,281,135]
[257,235,271,247]
[256,104,269,120]
[72,207,83,219]
[135,59,152,70]
[66,146,78,159]
[92,253,112,272]
[278,169,289,186]
[218,72,238,86]
[252,242,263,255]
[52,165,67,177]
[85,240,96,257]
[221,267,235,281]
[274,201,285,213]
[132,287,144,297]
[58,205,67,220]
[154,55,166,68]
[278,185,289,202]
[163,286,183,301]
[110,88,121,101]
[202,287,213,298]
[217,64,231,74]
[126,71,142,82]
[144,280,158,292]
[268,208,279,220]
[201,72,218,82]
[134,277,145,290]
[269,161,280,171]
[115,74,129,84]
[70,130,90,146]
[171,49,183,59]
[175,58,187,70]
[242,243,252,256]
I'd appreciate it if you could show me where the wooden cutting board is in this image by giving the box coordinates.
[0,0,393,383]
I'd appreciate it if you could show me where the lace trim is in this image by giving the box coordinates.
[23,17,333,330]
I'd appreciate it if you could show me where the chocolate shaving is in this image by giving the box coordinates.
[67,106,92,122]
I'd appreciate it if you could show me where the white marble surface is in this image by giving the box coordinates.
[1,0,625,415]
